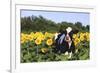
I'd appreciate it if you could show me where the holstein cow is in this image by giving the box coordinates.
[53,27,78,58]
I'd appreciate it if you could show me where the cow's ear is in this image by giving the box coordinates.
[72,29,79,34]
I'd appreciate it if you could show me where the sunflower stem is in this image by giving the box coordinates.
[50,46,52,54]
[36,46,38,56]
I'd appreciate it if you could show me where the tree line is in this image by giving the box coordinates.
[21,15,90,33]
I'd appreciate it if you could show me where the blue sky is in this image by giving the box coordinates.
[21,10,90,26]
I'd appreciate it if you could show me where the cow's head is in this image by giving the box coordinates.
[65,27,79,42]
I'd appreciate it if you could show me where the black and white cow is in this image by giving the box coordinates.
[53,27,78,58]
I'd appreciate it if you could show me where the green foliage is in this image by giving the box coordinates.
[21,41,89,63]
[21,15,89,33]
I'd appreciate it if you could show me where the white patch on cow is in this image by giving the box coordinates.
[68,52,72,59]
[65,51,68,55]
[66,27,72,33]
[54,33,59,40]
[68,41,72,49]
[75,49,78,53]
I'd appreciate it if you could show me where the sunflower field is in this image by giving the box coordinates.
[21,32,90,63]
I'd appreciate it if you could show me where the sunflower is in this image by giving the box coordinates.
[74,38,80,46]
[28,35,34,41]
[73,34,77,39]
[41,48,48,53]
[35,38,41,45]
[38,35,45,41]
[46,39,53,46]
[80,33,85,41]
[85,32,90,41]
